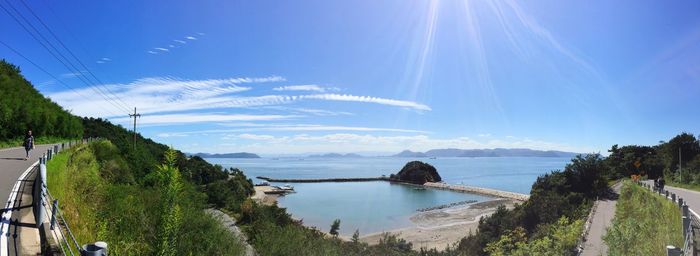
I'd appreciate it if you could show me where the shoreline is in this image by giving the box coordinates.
[250,183,522,251]
[256,176,530,201]
[359,199,518,251]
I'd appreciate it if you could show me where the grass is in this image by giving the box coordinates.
[0,136,77,149]
[46,140,246,255]
[604,180,683,256]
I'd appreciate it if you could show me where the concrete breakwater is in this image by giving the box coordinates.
[423,182,530,201]
[256,176,529,201]
[416,199,478,212]
[257,176,390,183]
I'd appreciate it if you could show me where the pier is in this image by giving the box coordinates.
[256,176,390,183]
[424,182,530,201]
[256,176,529,201]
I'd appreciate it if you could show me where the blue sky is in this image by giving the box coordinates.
[2,0,699,155]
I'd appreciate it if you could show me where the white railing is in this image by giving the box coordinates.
[35,138,108,256]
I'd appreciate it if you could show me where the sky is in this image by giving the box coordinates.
[1,0,699,155]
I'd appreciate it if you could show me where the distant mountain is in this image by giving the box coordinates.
[308,153,363,158]
[393,150,428,157]
[194,152,261,158]
[394,148,579,158]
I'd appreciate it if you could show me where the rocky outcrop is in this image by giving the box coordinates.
[391,161,442,185]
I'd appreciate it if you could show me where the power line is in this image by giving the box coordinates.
[17,0,132,111]
[0,40,123,117]
[0,0,132,114]
[1,0,130,113]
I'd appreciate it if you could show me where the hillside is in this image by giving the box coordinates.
[0,59,82,143]
[393,148,578,158]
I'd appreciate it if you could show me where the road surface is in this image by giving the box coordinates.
[0,144,57,256]
[642,180,700,214]
[580,182,622,256]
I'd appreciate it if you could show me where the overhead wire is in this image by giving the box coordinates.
[0,0,131,115]
[0,40,123,117]
[17,0,132,112]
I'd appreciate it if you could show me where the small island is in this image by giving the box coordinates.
[390,161,442,184]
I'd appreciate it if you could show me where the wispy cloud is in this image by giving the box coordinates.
[112,113,296,125]
[59,70,87,79]
[155,124,427,137]
[174,39,186,44]
[48,76,284,117]
[185,36,197,40]
[298,94,431,111]
[96,57,112,64]
[154,47,169,52]
[49,76,430,118]
[273,85,339,93]
[147,50,158,54]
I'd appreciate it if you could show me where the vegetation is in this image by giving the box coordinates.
[604,132,700,185]
[0,60,82,144]
[451,154,607,255]
[330,219,341,237]
[3,57,697,255]
[604,180,683,255]
[0,135,73,149]
[484,217,583,256]
[46,140,246,255]
[390,161,442,184]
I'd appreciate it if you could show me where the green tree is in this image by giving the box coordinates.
[330,219,341,237]
[156,149,183,256]
[351,229,360,244]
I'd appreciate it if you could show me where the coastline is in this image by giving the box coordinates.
[250,183,522,251]
[252,186,280,206]
[257,175,530,202]
[358,199,518,251]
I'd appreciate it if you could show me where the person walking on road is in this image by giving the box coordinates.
[658,176,665,192]
[23,130,34,160]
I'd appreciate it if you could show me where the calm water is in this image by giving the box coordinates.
[207,157,571,235]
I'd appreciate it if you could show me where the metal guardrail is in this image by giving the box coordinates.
[635,181,697,256]
[34,138,108,256]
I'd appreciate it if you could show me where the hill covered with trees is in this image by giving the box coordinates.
[0,59,82,144]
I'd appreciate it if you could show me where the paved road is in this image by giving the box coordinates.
[581,182,622,256]
[642,180,700,215]
[0,144,57,256]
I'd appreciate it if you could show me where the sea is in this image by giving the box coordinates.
[205,156,572,235]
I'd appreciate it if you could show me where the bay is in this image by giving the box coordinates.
[207,156,571,235]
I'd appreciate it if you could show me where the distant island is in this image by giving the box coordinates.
[308,153,363,158]
[393,148,578,158]
[194,152,261,158]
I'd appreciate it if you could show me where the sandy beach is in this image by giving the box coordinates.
[252,184,520,251]
[359,199,518,251]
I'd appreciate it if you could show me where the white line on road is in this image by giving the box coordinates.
[0,161,38,256]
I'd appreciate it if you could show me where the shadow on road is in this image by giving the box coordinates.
[0,157,26,161]
[601,185,620,200]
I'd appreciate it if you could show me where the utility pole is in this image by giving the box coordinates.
[679,147,682,183]
[129,107,141,151]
